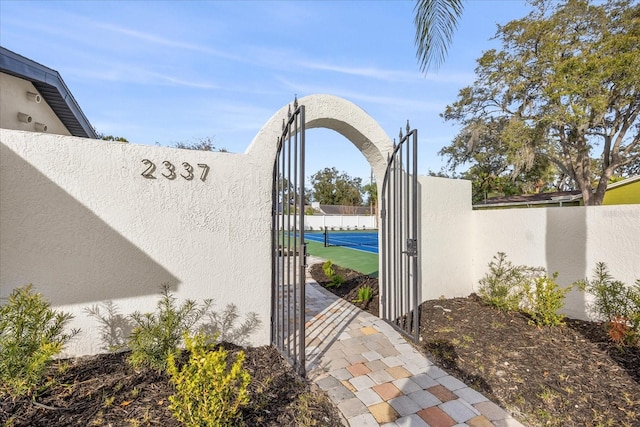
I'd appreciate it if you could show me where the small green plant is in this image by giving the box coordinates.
[353,285,373,303]
[576,263,640,346]
[522,273,571,326]
[327,274,345,288]
[477,252,543,311]
[167,332,250,427]
[322,260,334,278]
[0,285,79,398]
[127,285,213,371]
[322,259,344,288]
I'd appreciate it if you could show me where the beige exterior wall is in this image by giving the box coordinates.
[0,73,71,136]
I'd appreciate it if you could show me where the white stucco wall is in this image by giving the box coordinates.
[0,94,398,357]
[0,73,71,136]
[4,92,636,358]
[473,205,640,320]
[1,130,272,356]
[418,176,474,300]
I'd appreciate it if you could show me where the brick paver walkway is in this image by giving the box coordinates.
[305,258,523,427]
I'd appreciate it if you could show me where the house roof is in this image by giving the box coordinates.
[473,176,640,208]
[606,175,640,190]
[0,46,97,139]
[473,190,583,209]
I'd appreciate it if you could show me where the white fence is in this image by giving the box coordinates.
[305,215,377,231]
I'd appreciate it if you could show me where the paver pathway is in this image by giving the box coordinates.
[304,260,523,427]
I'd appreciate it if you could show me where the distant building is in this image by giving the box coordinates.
[602,176,640,205]
[473,175,639,209]
[0,46,97,138]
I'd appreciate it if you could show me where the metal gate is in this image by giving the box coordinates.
[380,121,419,342]
[271,98,306,376]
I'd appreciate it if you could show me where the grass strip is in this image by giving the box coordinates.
[305,240,378,277]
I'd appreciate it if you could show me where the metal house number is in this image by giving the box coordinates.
[141,159,210,182]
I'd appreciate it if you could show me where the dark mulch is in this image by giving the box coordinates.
[311,264,640,427]
[1,345,344,427]
[308,263,379,318]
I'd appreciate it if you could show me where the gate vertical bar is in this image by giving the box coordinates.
[271,97,306,376]
[411,128,419,342]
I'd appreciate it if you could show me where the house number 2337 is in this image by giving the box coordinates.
[141,159,210,182]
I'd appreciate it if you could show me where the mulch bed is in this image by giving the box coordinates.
[1,345,344,427]
[5,264,639,427]
[308,263,379,318]
[311,264,640,427]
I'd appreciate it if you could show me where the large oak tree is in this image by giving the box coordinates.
[441,0,640,205]
[309,167,363,206]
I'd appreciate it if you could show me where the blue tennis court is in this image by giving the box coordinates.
[304,229,379,254]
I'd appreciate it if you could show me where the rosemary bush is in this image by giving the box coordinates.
[127,285,213,371]
[576,263,640,346]
[477,252,544,311]
[0,285,79,398]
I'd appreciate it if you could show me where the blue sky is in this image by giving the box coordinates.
[1,0,532,185]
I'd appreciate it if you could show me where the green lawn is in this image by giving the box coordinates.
[305,240,378,277]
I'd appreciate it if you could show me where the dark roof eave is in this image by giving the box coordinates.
[0,46,97,139]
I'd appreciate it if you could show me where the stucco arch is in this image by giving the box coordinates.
[246,94,395,183]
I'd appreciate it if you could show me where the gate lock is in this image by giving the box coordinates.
[404,238,418,257]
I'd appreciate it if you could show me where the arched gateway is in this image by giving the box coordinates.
[248,94,419,375]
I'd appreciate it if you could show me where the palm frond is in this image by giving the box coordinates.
[414,0,465,72]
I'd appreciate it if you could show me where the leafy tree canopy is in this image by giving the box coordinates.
[441,0,640,205]
[309,167,363,206]
[439,117,560,203]
[171,137,228,152]
[95,130,128,142]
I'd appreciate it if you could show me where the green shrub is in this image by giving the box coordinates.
[327,274,345,289]
[477,252,543,311]
[128,285,213,371]
[322,260,334,278]
[353,285,373,303]
[576,263,640,346]
[0,285,79,398]
[522,274,571,326]
[322,259,344,288]
[167,333,250,427]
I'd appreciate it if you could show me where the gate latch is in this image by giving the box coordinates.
[405,239,418,257]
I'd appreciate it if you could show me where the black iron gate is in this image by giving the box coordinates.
[271,98,306,375]
[381,121,419,342]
